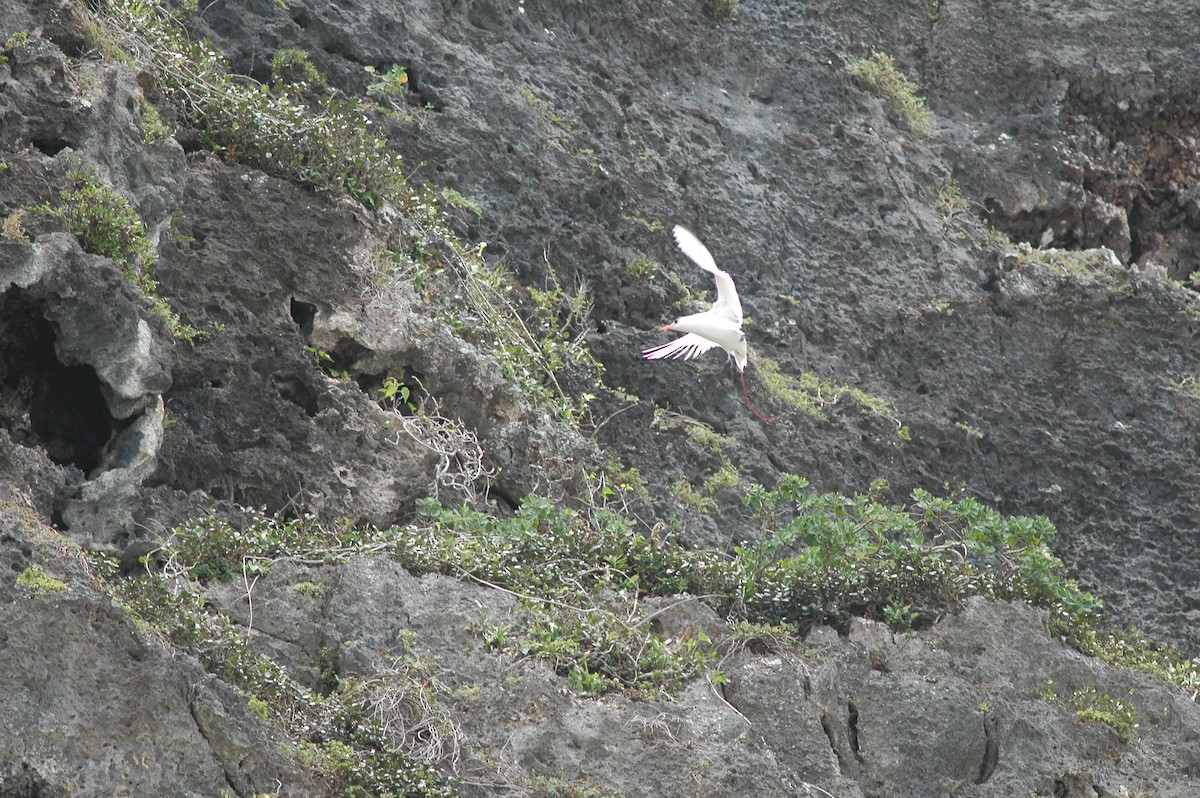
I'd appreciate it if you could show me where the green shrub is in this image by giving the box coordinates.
[97,469,1200,722]
[1073,687,1137,742]
[32,167,198,340]
[845,50,935,138]
[91,0,604,421]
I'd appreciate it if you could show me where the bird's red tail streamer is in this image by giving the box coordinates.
[741,369,777,422]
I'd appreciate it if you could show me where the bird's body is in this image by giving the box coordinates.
[643,225,748,371]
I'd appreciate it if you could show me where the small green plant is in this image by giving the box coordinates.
[379,376,417,412]
[2,209,28,241]
[976,700,990,714]
[36,169,155,283]
[1174,375,1200,400]
[620,211,663,233]
[1073,687,1138,743]
[1034,679,1059,703]
[567,665,612,694]
[16,564,67,595]
[1,30,29,64]
[756,355,908,438]
[625,257,658,282]
[672,479,716,513]
[597,460,651,503]
[1008,243,1132,298]
[955,420,984,439]
[305,346,350,380]
[521,89,577,134]
[139,101,172,144]
[4,31,31,50]
[270,48,321,88]
[520,88,603,173]
[882,600,919,630]
[290,580,326,597]
[365,64,410,100]
[845,50,935,138]
[702,462,740,494]
[526,774,622,798]
[439,186,482,217]
[32,167,198,341]
[247,694,270,720]
[652,409,734,454]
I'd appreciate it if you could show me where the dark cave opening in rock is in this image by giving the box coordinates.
[0,288,117,473]
[289,297,317,337]
[272,373,319,417]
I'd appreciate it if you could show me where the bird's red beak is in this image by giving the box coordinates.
[657,323,674,332]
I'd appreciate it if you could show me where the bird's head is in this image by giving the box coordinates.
[658,322,676,332]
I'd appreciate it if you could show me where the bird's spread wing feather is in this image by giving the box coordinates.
[642,332,720,362]
[672,225,742,323]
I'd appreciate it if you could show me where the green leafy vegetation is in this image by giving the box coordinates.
[845,50,935,138]
[520,88,602,173]
[99,0,406,210]
[104,475,1200,703]
[1010,242,1124,282]
[365,63,409,98]
[756,355,909,439]
[2,208,29,241]
[439,187,482,217]
[16,564,67,595]
[139,100,172,144]
[97,554,455,797]
[702,462,740,494]
[1175,375,1200,399]
[955,420,984,439]
[652,409,735,454]
[1073,687,1138,742]
[1,31,31,66]
[270,47,321,89]
[89,469,1200,792]
[672,479,716,513]
[1033,680,1139,743]
[32,166,199,341]
[305,346,351,381]
[85,0,608,420]
[625,257,658,282]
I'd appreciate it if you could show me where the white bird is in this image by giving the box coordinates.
[644,226,775,421]
[643,225,748,371]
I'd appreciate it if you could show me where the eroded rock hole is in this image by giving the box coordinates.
[0,289,118,472]
[847,700,862,759]
[289,297,317,337]
[30,137,70,157]
[272,373,319,417]
[976,717,999,784]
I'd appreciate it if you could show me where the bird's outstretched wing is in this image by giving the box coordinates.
[642,333,721,362]
[673,225,742,323]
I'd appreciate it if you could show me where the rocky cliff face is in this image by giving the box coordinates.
[2,0,1199,796]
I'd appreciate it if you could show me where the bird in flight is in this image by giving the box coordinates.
[644,226,774,421]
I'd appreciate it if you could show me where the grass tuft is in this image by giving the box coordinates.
[845,50,935,138]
